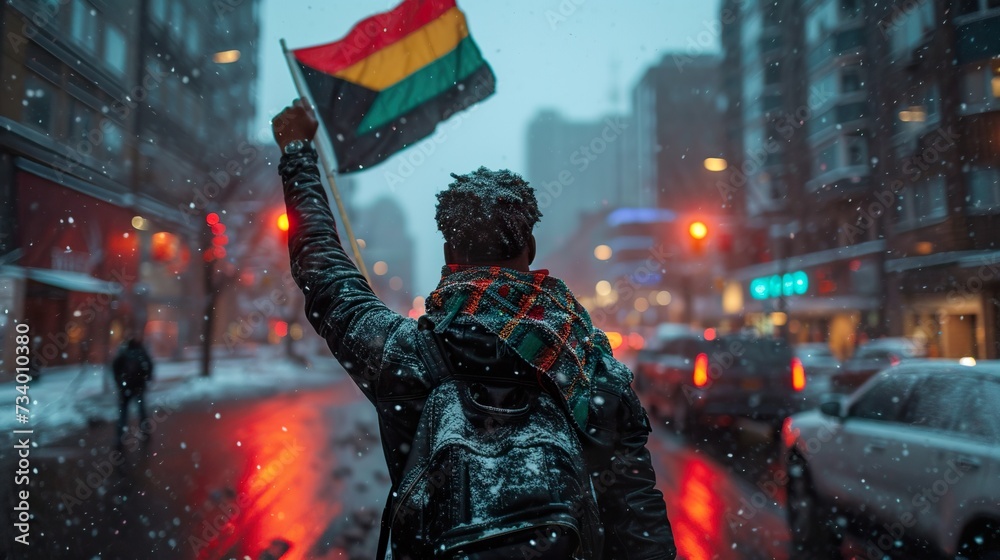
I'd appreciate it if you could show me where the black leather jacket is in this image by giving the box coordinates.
[279,148,677,559]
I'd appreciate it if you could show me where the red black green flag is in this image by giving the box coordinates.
[291,0,496,173]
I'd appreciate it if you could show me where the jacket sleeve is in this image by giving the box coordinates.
[587,370,677,559]
[278,147,406,402]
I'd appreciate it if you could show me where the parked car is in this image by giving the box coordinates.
[782,361,1000,558]
[795,343,841,401]
[794,343,840,378]
[832,337,926,393]
[634,324,706,429]
[682,334,809,431]
[639,331,809,434]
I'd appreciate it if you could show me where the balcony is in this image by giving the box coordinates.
[956,13,1000,65]
[805,165,870,197]
[808,101,869,139]
[807,27,866,71]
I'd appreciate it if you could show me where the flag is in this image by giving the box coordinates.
[291,0,496,173]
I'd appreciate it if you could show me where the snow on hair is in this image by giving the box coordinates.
[435,167,542,260]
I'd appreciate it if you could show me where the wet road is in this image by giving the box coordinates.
[3,374,800,559]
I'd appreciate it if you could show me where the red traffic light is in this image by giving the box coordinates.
[206,212,220,226]
[689,221,708,240]
[277,213,289,232]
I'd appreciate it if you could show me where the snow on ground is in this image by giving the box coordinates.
[0,346,343,447]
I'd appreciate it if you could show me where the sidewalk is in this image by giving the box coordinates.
[0,346,344,446]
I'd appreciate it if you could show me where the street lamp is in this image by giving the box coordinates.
[704,158,728,172]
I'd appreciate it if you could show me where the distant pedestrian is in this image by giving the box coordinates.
[111,337,154,448]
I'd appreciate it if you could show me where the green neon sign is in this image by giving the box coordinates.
[750,270,809,300]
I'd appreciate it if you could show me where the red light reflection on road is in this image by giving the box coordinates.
[194,397,341,560]
[674,457,726,560]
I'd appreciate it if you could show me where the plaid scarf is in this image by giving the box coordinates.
[425,265,614,427]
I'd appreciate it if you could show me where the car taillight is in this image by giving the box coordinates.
[791,357,806,392]
[888,354,901,367]
[693,353,709,387]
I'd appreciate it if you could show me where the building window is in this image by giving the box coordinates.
[70,0,97,51]
[967,167,1000,214]
[817,142,837,173]
[959,62,1000,114]
[841,68,863,93]
[151,0,167,22]
[956,0,1000,17]
[886,0,934,55]
[806,0,838,47]
[897,176,948,229]
[841,0,861,18]
[104,25,127,74]
[186,15,201,54]
[69,102,95,144]
[845,134,867,166]
[764,62,782,86]
[170,1,185,38]
[23,75,54,133]
[814,134,869,177]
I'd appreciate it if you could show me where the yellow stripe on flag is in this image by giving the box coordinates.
[333,6,469,91]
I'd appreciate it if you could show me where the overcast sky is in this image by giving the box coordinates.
[256,0,722,297]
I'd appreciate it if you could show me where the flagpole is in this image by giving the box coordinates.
[280,38,370,283]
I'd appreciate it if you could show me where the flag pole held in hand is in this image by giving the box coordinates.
[279,38,370,283]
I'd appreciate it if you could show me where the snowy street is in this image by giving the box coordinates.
[1,352,795,560]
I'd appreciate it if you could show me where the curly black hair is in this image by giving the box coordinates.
[435,167,542,261]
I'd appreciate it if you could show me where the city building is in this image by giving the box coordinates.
[524,109,639,263]
[875,0,1000,359]
[634,53,727,216]
[718,0,1000,359]
[355,197,416,316]
[0,0,262,372]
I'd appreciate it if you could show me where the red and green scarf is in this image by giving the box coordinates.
[425,265,615,426]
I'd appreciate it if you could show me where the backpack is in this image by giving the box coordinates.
[377,324,604,560]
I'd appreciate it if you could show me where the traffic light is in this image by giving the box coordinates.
[688,220,708,255]
[204,212,228,261]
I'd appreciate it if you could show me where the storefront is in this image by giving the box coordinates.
[727,241,886,359]
[6,169,140,369]
[887,250,1000,360]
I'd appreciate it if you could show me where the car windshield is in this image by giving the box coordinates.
[715,337,791,373]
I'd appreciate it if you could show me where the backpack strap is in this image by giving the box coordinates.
[376,485,393,560]
[415,315,452,387]
[376,316,451,560]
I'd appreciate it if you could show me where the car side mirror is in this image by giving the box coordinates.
[819,399,845,419]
